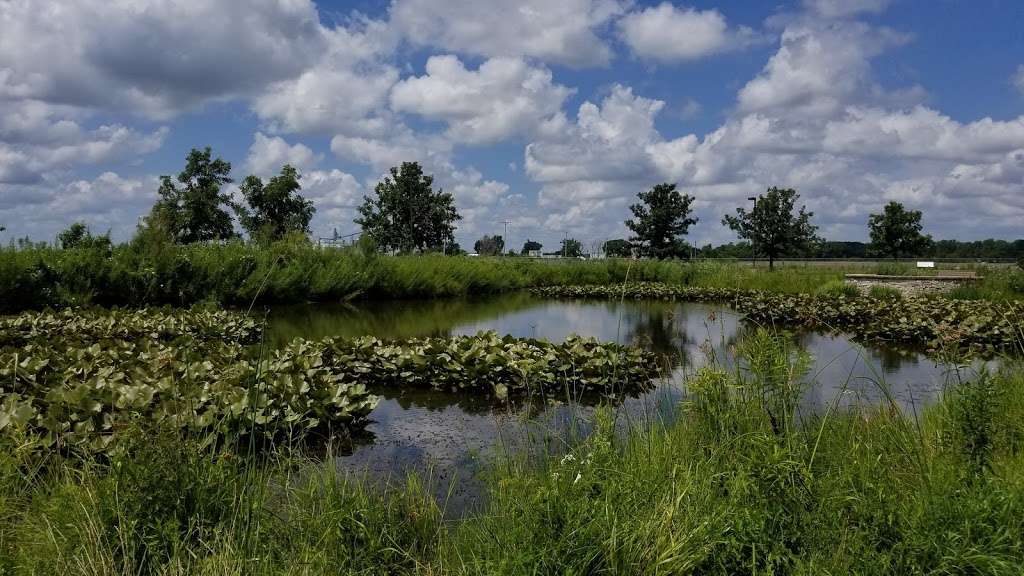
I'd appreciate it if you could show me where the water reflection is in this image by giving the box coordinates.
[267,292,540,346]
[269,295,987,516]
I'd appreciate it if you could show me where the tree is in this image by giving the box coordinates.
[474,235,504,256]
[150,147,235,244]
[867,201,932,259]
[722,187,819,271]
[521,239,542,254]
[235,164,315,243]
[625,183,698,259]
[58,222,111,250]
[561,237,582,257]
[355,162,461,253]
[603,238,633,258]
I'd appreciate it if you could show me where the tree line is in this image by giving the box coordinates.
[10,147,1021,269]
[601,183,1010,269]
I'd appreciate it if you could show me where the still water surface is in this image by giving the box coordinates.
[269,295,976,514]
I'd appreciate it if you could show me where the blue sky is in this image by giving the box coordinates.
[1,0,1022,251]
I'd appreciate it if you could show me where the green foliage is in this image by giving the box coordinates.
[868,284,904,300]
[0,309,656,454]
[949,284,985,301]
[602,238,632,258]
[873,261,919,276]
[818,280,860,298]
[560,237,582,257]
[868,201,932,259]
[58,222,112,251]
[474,234,504,256]
[450,353,1024,574]
[722,187,820,270]
[235,164,315,242]
[0,242,698,313]
[1,243,1020,315]
[356,161,461,253]
[3,331,1024,573]
[150,147,236,244]
[0,310,378,454]
[697,240,753,259]
[625,183,698,259]
[533,282,1024,355]
[520,239,542,254]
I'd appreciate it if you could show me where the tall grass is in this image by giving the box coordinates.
[0,241,691,313]
[3,242,1021,313]
[3,330,1024,574]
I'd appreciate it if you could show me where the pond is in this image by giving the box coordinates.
[268,294,981,515]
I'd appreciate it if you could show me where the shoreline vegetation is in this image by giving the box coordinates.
[2,327,1023,574]
[2,240,1023,314]
[0,309,658,455]
[3,241,1024,573]
[533,282,1024,356]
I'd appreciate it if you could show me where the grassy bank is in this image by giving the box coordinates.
[3,330,1023,574]
[3,241,1021,313]
[0,242,689,313]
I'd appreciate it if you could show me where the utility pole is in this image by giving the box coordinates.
[562,231,568,258]
[501,220,511,255]
[747,196,757,268]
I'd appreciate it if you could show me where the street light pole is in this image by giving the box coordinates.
[747,196,757,268]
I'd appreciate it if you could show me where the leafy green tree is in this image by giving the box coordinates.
[474,235,504,256]
[150,147,235,244]
[58,222,111,250]
[355,162,461,253]
[697,241,753,259]
[603,238,633,258]
[235,164,315,243]
[561,237,582,257]
[867,201,932,259]
[722,187,819,271]
[521,239,542,254]
[625,183,698,259]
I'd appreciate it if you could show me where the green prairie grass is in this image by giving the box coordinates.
[3,241,1022,313]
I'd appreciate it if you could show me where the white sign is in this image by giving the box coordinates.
[916,261,935,268]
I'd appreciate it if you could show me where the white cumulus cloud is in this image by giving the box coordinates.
[390,56,573,144]
[618,3,760,63]
[388,0,626,67]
